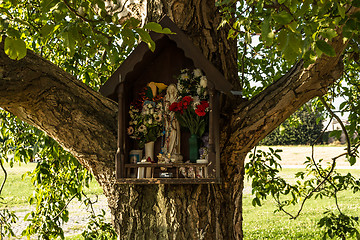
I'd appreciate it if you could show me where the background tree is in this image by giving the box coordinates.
[261,103,325,146]
[1,0,360,239]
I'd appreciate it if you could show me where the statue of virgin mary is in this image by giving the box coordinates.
[162,84,182,162]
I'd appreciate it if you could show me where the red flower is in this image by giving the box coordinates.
[200,101,209,108]
[195,108,206,116]
[181,96,193,110]
[169,102,178,112]
[182,96,193,104]
[195,101,209,116]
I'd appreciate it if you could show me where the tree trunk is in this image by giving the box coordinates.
[0,1,353,240]
[112,1,243,239]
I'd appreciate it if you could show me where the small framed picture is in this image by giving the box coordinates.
[129,150,142,164]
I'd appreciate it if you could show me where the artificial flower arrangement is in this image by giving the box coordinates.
[127,82,167,148]
[169,68,209,137]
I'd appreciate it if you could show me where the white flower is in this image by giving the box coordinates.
[192,96,200,108]
[148,119,153,125]
[127,127,134,135]
[193,69,202,77]
[177,83,184,92]
[200,76,207,88]
[180,73,189,80]
[138,125,146,132]
[197,87,202,95]
[147,103,153,109]
[133,120,138,125]
[150,109,154,114]
[155,114,162,122]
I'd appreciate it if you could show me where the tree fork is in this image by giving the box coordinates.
[0,2,354,240]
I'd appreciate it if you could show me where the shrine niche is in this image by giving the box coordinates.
[99,16,232,184]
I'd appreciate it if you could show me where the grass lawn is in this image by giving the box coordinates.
[2,155,360,239]
[243,168,360,239]
[0,162,103,207]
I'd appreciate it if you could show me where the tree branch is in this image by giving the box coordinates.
[0,42,118,189]
[225,30,350,163]
[0,160,7,197]
[319,96,352,156]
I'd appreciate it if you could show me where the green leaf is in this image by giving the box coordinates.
[287,21,298,32]
[62,31,75,56]
[40,24,55,37]
[282,32,302,63]
[277,29,287,51]
[135,28,155,51]
[40,0,57,12]
[197,120,206,137]
[320,28,338,40]
[4,37,27,60]
[337,2,345,19]
[121,28,135,48]
[273,11,293,25]
[316,40,336,57]
[261,16,274,46]
[144,22,174,34]
[6,28,21,38]
[127,17,141,28]
[349,156,356,166]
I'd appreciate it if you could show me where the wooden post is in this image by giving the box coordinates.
[208,87,216,178]
[116,83,125,179]
[213,92,221,180]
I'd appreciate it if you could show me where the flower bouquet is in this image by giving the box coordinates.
[169,69,209,162]
[169,96,209,137]
[127,82,167,148]
[169,68,209,137]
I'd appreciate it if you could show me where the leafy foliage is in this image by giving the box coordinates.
[0,110,114,239]
[261,104,325,145]
[217,0,360,66]
[0,0,360,238]
[318,211,360,239]
[0,0,172,90]
[82,210,117,240]
[246,146,360,239]
[0,207,18,239]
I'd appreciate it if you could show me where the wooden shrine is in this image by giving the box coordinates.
[100,16,232,184]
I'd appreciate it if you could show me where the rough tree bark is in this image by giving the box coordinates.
[0,1,353,239]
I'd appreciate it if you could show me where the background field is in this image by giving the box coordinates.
[1,145,359,239]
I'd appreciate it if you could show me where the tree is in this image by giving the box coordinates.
[262,104,325,145]
[1,0,360,239]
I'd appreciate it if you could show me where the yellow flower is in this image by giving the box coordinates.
[147,82,157,97]
[155,82,168,92]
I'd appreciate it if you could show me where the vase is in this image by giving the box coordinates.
[144,141,155,178]
[188,134,198,163]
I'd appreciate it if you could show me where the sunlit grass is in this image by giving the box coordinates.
[2,155,360,239]
[0,162,103,207]
[243,168,360,239]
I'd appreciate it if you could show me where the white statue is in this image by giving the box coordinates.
[162,84,182,162]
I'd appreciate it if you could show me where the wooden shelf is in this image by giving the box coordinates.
[115,178,221,184]
[115,162,220,184]
[125,163,209,168]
